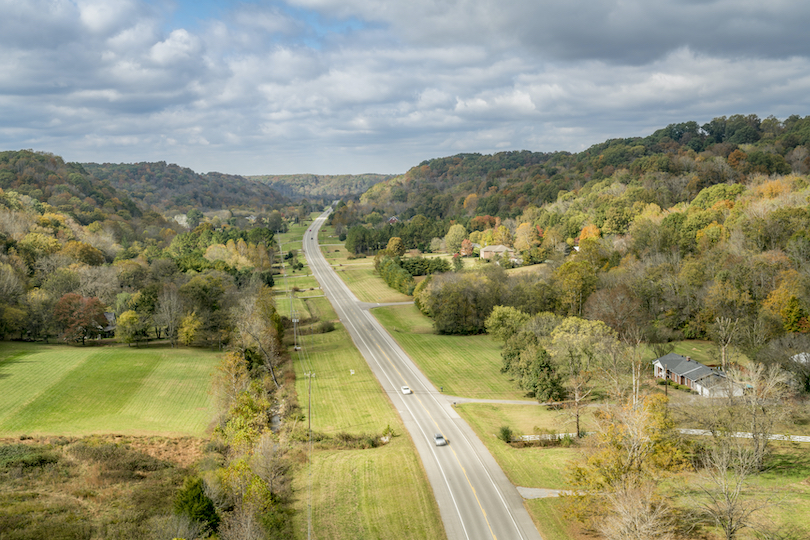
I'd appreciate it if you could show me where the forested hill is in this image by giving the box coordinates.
[249,173,394,200]
[360,114,810,220]
[83,162,289,214]
[0,150,142,224]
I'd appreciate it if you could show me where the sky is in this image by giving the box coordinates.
[2,0,810,175]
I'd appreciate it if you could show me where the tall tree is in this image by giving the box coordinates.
[444,224,467,254]
[155,283,183,347]
[549,317,617,436]
[53,293,107,345]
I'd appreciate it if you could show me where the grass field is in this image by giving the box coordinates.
[291,325,445,539]
[336,262,413,304]
[292,436,444,540]
[372,304,530,400]
[0,343,219,436]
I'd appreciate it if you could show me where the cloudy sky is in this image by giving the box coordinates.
[2,0,809,175]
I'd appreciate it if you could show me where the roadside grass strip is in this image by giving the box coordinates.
[276,297,313,321]
[373,304,530,400]
[0,343,219,436]
[525,498,585,540]
[292,327,445,539]
[292,437,444,540]
[302,296,338,323]
[295,328,401,434]
[457,403,584,489]
[337,265,413,304]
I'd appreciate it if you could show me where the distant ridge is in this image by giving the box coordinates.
[248,173,394,200]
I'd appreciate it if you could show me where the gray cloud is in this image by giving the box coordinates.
[0,0,808,174]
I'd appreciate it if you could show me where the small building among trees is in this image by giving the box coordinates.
[479,244,517,261]
[653,353,743,397]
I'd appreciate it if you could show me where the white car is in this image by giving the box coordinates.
[401,386,412,394]
[434,433,447,446]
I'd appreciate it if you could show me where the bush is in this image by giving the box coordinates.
[317,320,335,333]
[497,426,513,443]
[0,444,59,469]
[174,476,219,533]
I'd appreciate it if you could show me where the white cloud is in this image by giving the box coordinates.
[150,29,200,65]
[1,0,810,174]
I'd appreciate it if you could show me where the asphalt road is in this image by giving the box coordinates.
[303,210,543,540]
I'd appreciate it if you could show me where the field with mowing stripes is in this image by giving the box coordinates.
[0,343,219,436]
[291,323,445,539]
[372,304,529,400]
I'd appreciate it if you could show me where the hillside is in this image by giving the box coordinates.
[83,161,289,214]
[249,173,393,200]
[361,114,809,220]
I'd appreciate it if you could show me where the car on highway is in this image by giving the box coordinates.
[434,433,447,446]
[401,385,412,394]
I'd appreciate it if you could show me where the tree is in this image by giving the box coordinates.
[187,208,204,228]
[711,317,739,371]
[385,236,406,256]
[553,260,597,316]
[444,224,467,254]
[695,433,768,540]
[726,362,793,470]
[485,305,530,342]
[116,310,146,346]
[53,293,107,345]
[232,287,283,389]
[155,283,183,347]
[569,395,687,536]
[179,312,202,346]
[513,222,539,252]
[549,317,617,436]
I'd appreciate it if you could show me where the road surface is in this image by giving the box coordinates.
[302,210,543,540]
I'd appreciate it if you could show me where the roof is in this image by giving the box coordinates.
[480,244,514,253]
[653,353,718,382]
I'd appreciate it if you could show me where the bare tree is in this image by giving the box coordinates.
[598,483,675,540]
[232,288,282,389]
[727,363,794,470]
[696,434,771,540]
[712,317,739,371]
[155,283,182,347]
[550,317,618,436]
[251,432,291,500]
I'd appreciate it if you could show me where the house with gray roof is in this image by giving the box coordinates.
[652,353,743,397]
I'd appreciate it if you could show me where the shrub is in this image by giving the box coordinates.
[0,444,59,469]
[174,476,219,533]
[317,320,335,333]
[497,426,513,443]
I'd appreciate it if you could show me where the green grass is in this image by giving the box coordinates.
[292,326,445,539]
[337,263,413,304]
[525,498,584,540]
[295,327,401,434]
[372,304,529,400]
[0,343,219,436]
[292,436,445,540]
[456,403,584,489]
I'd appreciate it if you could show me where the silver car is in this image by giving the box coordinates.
[434,433,447,446]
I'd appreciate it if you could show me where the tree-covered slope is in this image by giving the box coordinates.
[361,114,809,220]
[249,173,394,200]
[83,162,288,214]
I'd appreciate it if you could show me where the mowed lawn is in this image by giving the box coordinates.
[372,304,530,400]
[0,343,219,436]
[292,326,445,539]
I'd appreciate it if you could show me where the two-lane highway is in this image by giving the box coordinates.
[302,210,543,540]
